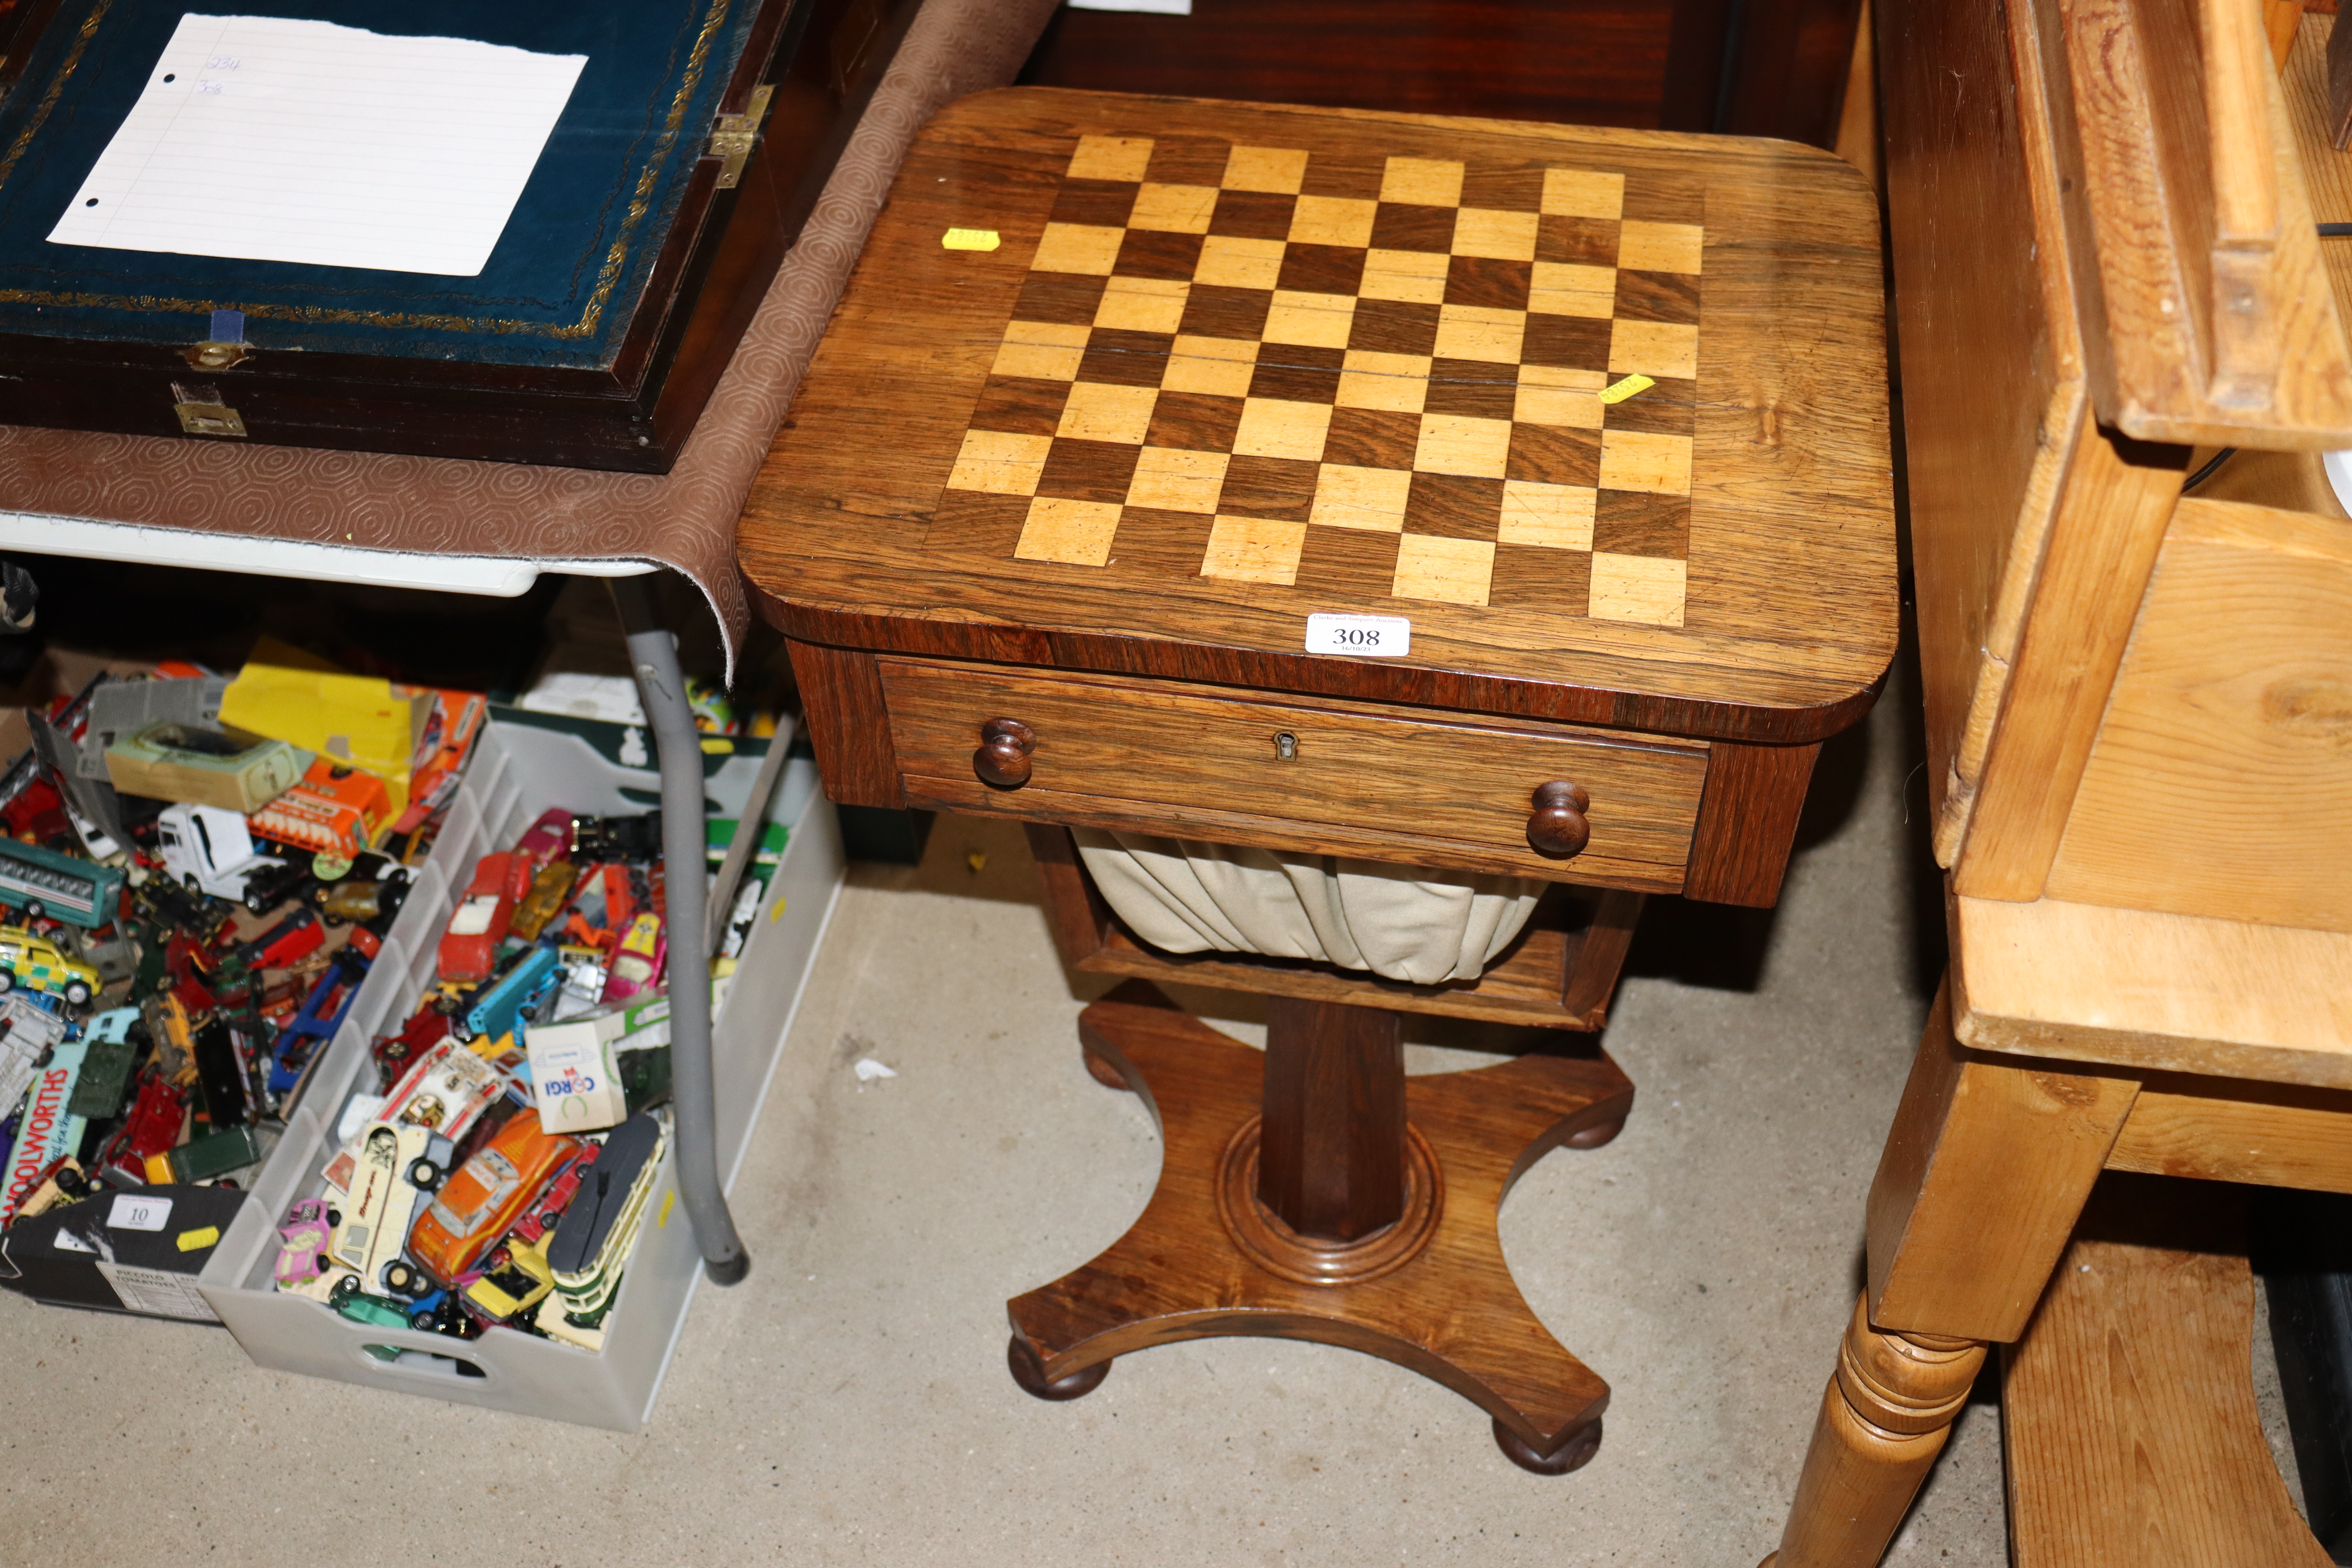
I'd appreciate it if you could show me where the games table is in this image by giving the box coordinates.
[740,89,1896,1468]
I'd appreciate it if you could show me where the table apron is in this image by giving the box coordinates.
[877,655,1708,889]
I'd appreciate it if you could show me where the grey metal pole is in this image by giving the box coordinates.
[610,574,749,1285]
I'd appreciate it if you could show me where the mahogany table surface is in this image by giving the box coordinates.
[737,87,1896,744]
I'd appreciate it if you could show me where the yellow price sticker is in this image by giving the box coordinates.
[1598,374,1655,405]
[942,227,1001,252]
[176,1226,220,1252]
[658,1191,676,1229]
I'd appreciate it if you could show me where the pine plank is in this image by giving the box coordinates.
[2004,1180,2331,1568]
[1950,894,2352,1088]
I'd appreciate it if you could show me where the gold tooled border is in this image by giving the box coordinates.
[0,0,733,341]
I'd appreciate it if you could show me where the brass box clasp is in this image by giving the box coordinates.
[184,339,251,369]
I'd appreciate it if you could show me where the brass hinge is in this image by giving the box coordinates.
[707,84,773,190]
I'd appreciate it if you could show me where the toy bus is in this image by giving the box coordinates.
[0,840,123,929]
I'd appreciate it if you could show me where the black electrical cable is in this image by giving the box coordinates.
[2320,222,2352,237]
[2184,446,2238,492]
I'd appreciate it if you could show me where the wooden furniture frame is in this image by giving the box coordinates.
[1764,2,2352,1563]
[740,89,1894,1472]
[1015,0,1874,148]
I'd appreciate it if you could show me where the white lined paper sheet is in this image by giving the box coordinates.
[47,14,586,277]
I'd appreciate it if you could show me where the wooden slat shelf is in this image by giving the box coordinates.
[2004,1178,2330,1568]
[1026,823,1642,1030]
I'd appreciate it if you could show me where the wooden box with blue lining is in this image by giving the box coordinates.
[0,0,912,470]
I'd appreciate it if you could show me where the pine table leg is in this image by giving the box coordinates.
[1762,1296,1985,1568]
[1762,979,2139,1566]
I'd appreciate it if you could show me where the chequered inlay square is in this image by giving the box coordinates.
[941,135,1704,626]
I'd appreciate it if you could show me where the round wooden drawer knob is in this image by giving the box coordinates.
[1526,780,1592,858]
[973,717,1036,789]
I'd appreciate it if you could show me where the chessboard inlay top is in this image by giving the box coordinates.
[943,134,1704,624]
[738,90,1897,740]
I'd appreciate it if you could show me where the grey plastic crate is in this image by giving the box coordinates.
[196,719,842,1429]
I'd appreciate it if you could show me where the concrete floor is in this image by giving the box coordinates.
[0,672,2302,1565]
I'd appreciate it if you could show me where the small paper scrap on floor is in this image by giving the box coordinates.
[854,1058,898,1082]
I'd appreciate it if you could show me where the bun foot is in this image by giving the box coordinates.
[1009,1335,1110,1402]
[1081,1048,1130,1091]
[1567,1117,1626,1149]
[1495,1415,1602,1475]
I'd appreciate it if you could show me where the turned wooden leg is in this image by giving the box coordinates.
[1762,1294,1985,1568]
[1764,979,2139,1567]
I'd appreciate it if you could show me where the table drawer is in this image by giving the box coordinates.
[876,658,1708,889]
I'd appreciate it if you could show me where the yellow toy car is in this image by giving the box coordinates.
[463,1235,555,1321]
[0,926,98,1007]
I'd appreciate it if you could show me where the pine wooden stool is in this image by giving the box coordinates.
[737,87,1895,1470]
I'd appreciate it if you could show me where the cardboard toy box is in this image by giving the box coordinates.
[2,1184,251,1320]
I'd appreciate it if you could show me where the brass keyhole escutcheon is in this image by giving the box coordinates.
[1272,731,1298,761]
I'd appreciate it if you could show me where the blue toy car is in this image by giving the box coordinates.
[267,951,368,1095]
[462,944,562,1043]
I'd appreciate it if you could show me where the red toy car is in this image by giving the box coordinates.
[99,1074,187,1181]
[506,1143,596,1248]
[243,908,324,971]
[437,851,529,984]
[512,808,575,876]
[372,1007,453,1085]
